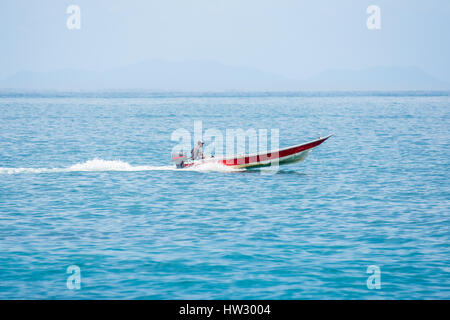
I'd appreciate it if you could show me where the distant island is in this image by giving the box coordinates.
[1,60,447,91]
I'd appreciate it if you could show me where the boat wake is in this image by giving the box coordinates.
[0,158,239,175]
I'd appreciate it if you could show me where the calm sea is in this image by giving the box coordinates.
[0,91,449,299]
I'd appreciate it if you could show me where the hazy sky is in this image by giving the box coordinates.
[1,0,449,82]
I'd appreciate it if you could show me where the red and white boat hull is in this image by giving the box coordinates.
[181,135,332,170]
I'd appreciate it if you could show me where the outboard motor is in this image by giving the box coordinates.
[172,152,187,169]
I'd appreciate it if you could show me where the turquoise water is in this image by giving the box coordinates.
[0,92,449,299]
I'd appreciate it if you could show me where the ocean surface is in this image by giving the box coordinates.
[0,91,449,299]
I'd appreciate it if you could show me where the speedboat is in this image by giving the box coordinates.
[172,134,332,170]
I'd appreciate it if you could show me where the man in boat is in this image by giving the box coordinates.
[191,140,205,160]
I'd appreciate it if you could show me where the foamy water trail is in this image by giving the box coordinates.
[0,158,239,174]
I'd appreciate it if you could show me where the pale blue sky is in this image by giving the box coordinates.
[1,0,449,82]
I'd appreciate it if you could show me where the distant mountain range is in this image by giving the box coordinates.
[0,60,447,91]
[303,66,447,91]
